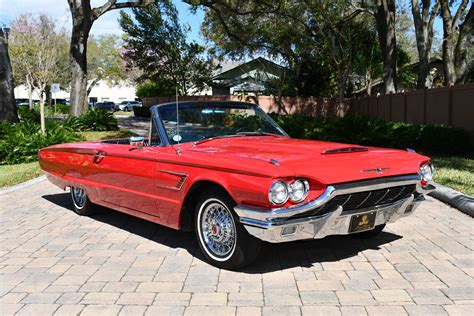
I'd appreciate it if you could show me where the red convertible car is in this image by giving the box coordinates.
[39,101,435,269]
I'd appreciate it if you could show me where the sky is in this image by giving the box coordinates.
[0,0,206,43]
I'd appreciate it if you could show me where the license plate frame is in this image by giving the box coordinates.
[349,211,377,233]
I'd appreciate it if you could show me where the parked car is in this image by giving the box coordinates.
[15,98,30,106]
[50,98,69,105]
[116,100,142,111]
[92,101,115,111]
[38,101,435,269]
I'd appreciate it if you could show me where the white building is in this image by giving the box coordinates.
[14,80,138,103]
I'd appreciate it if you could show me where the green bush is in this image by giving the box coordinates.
[136,80,174,98]
[0,120,83,165]
[271,114,472,155]
[51,104,70,114]
[64,109,119,131]
[17,106,40,122]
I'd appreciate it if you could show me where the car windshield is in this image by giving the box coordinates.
[158,102,288,144]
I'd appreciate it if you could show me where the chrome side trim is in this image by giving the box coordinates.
[322,146,368,154]
[156,170,188,190]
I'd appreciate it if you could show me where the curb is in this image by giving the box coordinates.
[429,183,474,217]
[0,175,47,196]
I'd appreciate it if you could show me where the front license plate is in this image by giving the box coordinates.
[349,211,377,233]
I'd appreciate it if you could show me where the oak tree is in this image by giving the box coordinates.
[0,28,18,123]
[67,0,153,116]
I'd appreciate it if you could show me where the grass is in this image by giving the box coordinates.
[0,162,42,188]
[0,129,136,188]
[113,111,134,116]
[78,129,135,141]
[429,154,474,196]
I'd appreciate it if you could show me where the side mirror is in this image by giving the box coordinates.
[129,136,144,149]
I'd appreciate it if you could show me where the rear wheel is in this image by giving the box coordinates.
[351,224,386,239]
[70,187,96,216]
[195,189,261,270]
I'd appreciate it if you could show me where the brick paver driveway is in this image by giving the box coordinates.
[1,180,473,316]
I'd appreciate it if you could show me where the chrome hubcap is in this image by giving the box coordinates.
[201,202,236,257]
[71,187,86,208]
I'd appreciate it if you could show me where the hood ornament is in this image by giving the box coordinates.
[361,167,390,174]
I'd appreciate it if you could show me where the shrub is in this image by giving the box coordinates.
[272,114,472,155]
[0,120,83,165]
[64,109,118,131]
[17,106,40,122]
[51,103,70,114]
[136,80,174,98]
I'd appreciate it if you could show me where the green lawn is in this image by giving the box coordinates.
[429,154,474,196]
[0,162,43,188]
[78,129,135,141]
[0,129,136,189]
[113,111,134,116]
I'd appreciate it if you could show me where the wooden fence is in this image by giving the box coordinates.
[143,83,473,136]
[142,95,349,117]
[349,83,474,136]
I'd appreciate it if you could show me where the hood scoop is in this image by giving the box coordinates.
[322,146,369,155]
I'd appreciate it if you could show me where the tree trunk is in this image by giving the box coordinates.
[70,23,92,116]
[86,77,100,96]
[453,4,473,84]
[0,28,19,123]
[68,0,153,116]
[45,85,51,106]
[374,0,397,94]
[440,0,472,85]
[38,88,46,134]
[26,76,34,109]
[411,0,439,89]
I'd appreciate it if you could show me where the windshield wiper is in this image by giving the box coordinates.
[235,131,282,137]
[193,132,282,146]
[193,134,244,146]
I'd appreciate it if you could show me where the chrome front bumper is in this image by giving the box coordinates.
[234,175,434,243]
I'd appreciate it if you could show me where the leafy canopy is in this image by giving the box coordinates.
[119,0,214,95]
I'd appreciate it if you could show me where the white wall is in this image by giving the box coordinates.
[14,80,137,103]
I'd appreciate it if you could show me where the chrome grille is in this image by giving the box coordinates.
[292,184,416,219]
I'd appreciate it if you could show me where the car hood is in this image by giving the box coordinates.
[185,136,429,184]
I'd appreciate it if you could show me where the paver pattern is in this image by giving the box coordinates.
[0,180,473,316]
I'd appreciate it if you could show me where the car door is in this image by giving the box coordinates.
[95,143,159,216]
[86,119,164,218]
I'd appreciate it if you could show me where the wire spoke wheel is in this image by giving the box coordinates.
[199,200,236,260]
[71,187,87,209]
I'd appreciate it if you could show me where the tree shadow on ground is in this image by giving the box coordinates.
[43,192,402,274]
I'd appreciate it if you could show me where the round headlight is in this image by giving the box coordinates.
[289,179,309,203]
[269,181,289,205]
[420,163,434,182]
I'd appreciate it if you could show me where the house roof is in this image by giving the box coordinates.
[212,57,289,81]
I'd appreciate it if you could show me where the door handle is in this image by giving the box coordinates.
[93,151,106,163]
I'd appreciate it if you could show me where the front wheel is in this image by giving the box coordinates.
[123,106,129,112]
[70,186,96,216]
[195,189,261,270]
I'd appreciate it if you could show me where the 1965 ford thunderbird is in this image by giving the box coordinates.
[39,101,435,269]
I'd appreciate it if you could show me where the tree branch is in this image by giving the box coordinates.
[452,0,469,28]
[92,0,154,20]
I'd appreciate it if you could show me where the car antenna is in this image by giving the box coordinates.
[175,86,181,155]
